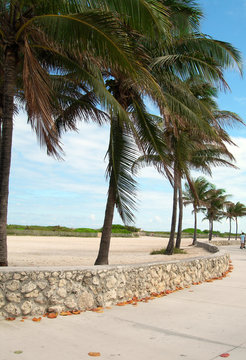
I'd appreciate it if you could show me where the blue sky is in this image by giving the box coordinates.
[8,0,246,232]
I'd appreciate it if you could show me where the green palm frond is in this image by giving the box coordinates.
[89,0,171,37]
[17,11,137,73]
[106,116,138,224]
[151,33,242,88]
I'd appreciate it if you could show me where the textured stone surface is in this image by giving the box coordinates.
[4,303,21,316]
[6,280,20,291]
[0,246,229,318]
[21,282,37,294]
[21,301,33,315]
[6,292,21,303]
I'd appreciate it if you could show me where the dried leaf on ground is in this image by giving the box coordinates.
[88,352,101,357]
[47,313,58,319]
[32,317,42,322]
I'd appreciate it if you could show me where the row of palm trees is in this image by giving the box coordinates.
[0,1,244,266]
[183,177,246,245]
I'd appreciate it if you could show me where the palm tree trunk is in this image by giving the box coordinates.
[208,220,213,241]
[0,48,17,266]
[166,167,178,255]
[235,218,238,240]
[192,208,198,245]
[94,177,115,265]
[228,218,231,241]
[175,174,183,249]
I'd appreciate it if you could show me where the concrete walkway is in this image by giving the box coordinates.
[1,245,246,360]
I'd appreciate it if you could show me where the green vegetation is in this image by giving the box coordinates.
[182,228,203,234]
[150,248,187,255]
[74,228,99,233]
[7,224,139,235]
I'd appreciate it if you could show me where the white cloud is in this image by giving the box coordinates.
[8,111,246,233]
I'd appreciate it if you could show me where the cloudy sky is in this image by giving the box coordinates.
[8,0,246,232]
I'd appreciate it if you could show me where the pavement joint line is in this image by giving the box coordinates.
[209,341,246,360]
[116,317,245,349]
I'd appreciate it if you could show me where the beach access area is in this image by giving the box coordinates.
[7,235,213,267]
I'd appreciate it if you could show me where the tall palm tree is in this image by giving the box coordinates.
[93,0,215,264]
[0,0,165,266]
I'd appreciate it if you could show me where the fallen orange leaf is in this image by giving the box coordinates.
[20,320,24,322]
[116,302,125,306]
[47,313,57,319]
[32,317,42,322]
[22,316,28,320]
[165,290,173,294]
[5,317,15,321]
[71,310,81,315]
[219,353,230,357]
[88,352,101,357]
[60,311,72,316]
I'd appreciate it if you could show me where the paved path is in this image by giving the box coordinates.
[1,245,246,360]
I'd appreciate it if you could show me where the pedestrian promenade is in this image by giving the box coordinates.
[1,245,246,360]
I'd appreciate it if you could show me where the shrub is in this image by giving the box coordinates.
[150,248,187,255]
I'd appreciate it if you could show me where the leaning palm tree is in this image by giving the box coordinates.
[94,81,168,265]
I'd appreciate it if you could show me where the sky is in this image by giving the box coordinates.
[8,0,246,232]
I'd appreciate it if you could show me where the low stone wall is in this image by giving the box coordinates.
[0,250,230,318]
[196,241,219,253]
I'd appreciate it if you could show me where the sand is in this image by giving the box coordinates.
[6,235,211,267]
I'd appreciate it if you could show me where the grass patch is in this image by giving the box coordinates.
[150,248,187,255]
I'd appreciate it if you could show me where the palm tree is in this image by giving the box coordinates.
[0,0,163,266]
[94,80,167,265]
[224,202,235,241]
[183,177,212,245]
[202,187,230,241]
[231,202,246,240]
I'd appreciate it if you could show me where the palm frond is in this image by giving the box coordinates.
[22,37,62,158]
[106,116,138,224]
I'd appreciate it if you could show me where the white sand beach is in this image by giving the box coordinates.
[7,235,212,267]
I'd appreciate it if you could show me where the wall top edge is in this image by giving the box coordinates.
[0,250,229,274]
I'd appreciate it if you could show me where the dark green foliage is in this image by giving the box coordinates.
[97,224,139,233]
[182,228,203,234]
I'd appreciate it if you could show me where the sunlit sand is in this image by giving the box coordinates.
[7,235,212,267]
